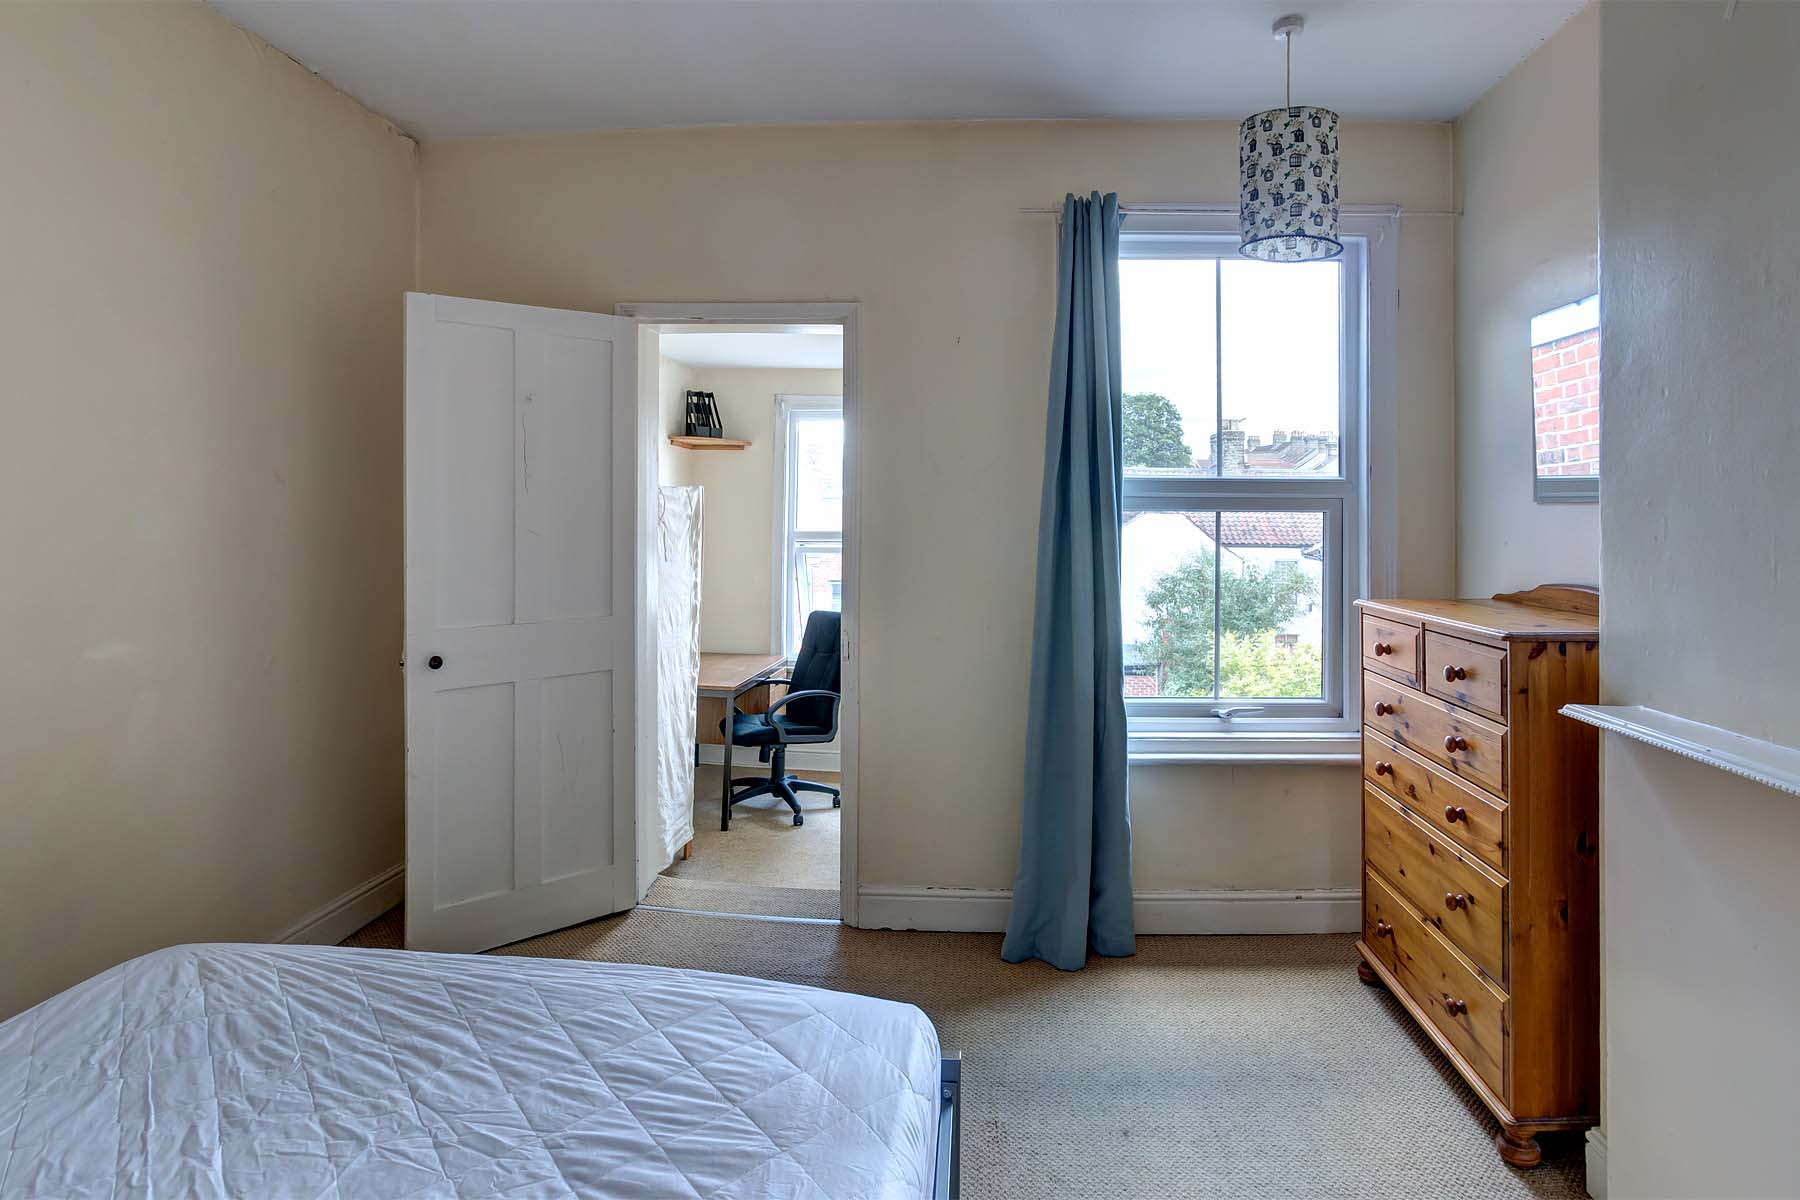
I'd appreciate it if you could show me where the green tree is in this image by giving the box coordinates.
[1218,630,1324,699]
[1122,392,1192,469]
[1141,553,1316,696]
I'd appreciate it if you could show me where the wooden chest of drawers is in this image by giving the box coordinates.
[1353,587,1600,1168]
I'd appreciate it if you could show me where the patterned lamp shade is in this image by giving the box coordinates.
[1239,106,1342,262]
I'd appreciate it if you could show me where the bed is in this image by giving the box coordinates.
[0,944,960,1199]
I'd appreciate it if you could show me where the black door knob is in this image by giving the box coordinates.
[427,655,444,670]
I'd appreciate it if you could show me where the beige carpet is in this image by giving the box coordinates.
[658,765,840,901]
[344,907,1587,1199]
[644,875,839,919]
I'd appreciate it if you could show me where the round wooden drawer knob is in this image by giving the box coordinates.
[1375,702,1395,716]
[1374,643,1393,656]
[1443,734,1468,752]
[1444,892,1468,911]
[1374,761,1394,777]
[1444,805,1468,823]
[1374,921,1393,938]
[1443,664,1467,682]
[1443,996,1469,1016]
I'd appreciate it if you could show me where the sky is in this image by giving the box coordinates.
[1119,255,1342,464]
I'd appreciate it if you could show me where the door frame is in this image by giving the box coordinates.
[617,301,862,927]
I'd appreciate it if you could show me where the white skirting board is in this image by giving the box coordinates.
[696,744,841,774]
[276,867,1353,942]
[276,864,404,946]
[1585,1129,1607,1199]
[857,886,1360,935]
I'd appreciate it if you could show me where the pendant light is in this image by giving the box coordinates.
[1239,14,1342,262]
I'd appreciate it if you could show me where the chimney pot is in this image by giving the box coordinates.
[1212,427,1248,474]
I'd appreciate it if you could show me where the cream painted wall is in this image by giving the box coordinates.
[1454,4,1600,596]
[1597,2,1800,1193]
[655,354,696,487]
[419,119,1456,894]
[1128,764,1360,892]
[665,365,842,654]
[0,3,415,1017]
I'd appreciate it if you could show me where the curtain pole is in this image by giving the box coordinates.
[1017,203,1459,217]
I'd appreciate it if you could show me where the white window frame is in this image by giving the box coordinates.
[771,394,844,657]
[1120,211,1396,763]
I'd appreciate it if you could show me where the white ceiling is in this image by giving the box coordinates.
[211,1,1584,140]
[658,329,844,370]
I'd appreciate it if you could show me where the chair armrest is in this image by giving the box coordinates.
[763,689,841,742]
[726,676,792,717]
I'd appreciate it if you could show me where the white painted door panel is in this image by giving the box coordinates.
[405,293,638,953]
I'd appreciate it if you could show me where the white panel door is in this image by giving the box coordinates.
[404,293,639,952]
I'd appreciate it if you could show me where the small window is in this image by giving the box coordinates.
[775,397,843,657]
[1530,294,1600,503]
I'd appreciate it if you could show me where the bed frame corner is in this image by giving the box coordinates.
[935,1053,961,1199]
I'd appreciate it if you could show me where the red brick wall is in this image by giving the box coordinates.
[1532,328,1600,476]
[1123,673,1158,697]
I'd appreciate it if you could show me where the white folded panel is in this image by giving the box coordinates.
[0,944,940,1199]
[655,484,704,868]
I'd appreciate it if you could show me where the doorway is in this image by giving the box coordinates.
[623,303,860,925]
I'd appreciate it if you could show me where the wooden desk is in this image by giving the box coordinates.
[697,652,787,831]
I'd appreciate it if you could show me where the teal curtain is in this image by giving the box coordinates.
[1002,192,1136,971]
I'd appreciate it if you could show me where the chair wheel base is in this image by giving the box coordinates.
[722,741,838,832]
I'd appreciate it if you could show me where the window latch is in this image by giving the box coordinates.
[1216,706,1266,722]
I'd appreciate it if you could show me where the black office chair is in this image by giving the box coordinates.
[722,610,842,826]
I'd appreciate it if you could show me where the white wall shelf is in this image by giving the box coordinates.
[1560,704,1800,799]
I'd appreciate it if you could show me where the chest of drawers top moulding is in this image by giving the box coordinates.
[1356,590,1598,643]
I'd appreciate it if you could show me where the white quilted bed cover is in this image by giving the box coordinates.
[0,944,941,1199]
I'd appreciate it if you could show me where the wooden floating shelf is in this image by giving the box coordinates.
[669,436,751,450]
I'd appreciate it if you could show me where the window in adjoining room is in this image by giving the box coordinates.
[775,397,844,658]
[1119,227,1372,756]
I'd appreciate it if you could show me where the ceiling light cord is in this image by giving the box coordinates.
[1285,27,1292,109]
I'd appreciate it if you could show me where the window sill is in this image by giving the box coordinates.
[1127,731,1361,765]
